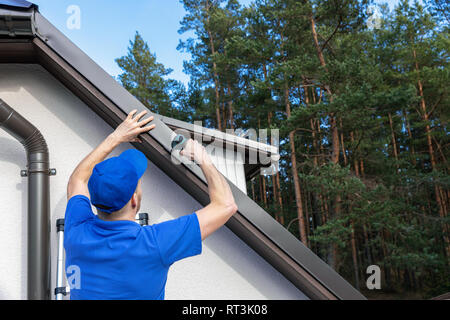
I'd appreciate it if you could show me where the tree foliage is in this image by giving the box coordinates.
[117,0,449,299]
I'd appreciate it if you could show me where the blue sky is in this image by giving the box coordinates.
[33,0,405,86]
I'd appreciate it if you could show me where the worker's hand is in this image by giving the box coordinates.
[111,110,155,144]
[180,139,210,165]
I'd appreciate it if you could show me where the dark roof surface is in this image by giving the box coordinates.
[0,4,366,300]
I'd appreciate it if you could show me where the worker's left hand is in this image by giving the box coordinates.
[111,110,156,143]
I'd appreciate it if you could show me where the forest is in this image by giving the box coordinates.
[115,0,449,299]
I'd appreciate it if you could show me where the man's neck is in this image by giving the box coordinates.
[97,210,136,223]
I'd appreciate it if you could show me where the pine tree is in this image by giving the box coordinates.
[116,32,191,120]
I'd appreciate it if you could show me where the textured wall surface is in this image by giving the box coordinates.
[0,64,307,300]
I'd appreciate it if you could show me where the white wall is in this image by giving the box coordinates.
[0,64,307,300]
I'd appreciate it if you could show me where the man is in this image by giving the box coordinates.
[64,109,238,300]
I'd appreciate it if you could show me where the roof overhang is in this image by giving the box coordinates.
[159,115,279,179]
[0,5,366,300]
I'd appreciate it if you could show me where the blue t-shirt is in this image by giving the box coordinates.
[64,195,202,300]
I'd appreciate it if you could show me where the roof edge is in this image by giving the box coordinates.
[159,115,279,155]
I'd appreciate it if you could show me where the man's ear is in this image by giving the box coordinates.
[131,192,138,208]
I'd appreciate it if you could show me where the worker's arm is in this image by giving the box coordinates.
[67,110,155,200]
[181,140,238,240]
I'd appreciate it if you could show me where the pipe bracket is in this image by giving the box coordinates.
[21,168,57,177]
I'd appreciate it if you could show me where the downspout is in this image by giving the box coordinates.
[0,99,52,300]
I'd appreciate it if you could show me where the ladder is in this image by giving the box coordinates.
[54,213,150,300]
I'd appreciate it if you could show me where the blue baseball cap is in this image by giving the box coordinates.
[88,149,147,214]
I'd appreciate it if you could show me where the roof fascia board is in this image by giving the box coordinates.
[165,120,275,179]
[0,39,35,62]
[160,115,278,155]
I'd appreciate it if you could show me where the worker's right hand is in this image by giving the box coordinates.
[180,139,209,165]
[111,110,156,144]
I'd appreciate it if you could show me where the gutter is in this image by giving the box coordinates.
[0,6,35,37]
[0,98,52,300]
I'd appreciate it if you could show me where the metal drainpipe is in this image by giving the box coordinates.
[0,98,52,300]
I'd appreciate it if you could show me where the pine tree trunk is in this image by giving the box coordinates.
[276,172,285,225]
[304,187,311,247]
[285,84,307,245]
[309,9,340,165]
[388,112,399,164]
[262,176,267,207]
[330,117,340,165]
[360,159,365,178]
[227,83,234,130]
[350,220,360,290]
[309,9,341,267]
[205,0,222,131]
[349,130,361,289]
[433,136,448,165]
[339,118,347,166]
[310,11,328,73]
[311,119,319,167]
[268,112,284,224]
[350,131,360,177]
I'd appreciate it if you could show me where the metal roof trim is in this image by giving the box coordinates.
[159,115,279,155]
[0,6,35,37]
